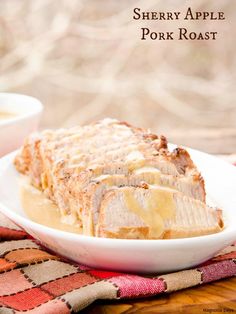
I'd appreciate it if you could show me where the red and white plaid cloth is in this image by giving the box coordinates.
[0,157,235,313]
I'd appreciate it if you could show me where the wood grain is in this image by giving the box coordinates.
[81,277,236,314]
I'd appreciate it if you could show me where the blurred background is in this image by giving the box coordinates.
[0,0,235,154]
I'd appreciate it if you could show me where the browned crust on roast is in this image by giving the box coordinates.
[170,147,194,173]
[14,134,44,188]
[118,120,168,151]
[14,137,34,174]
[216,209,224,229]
[192,172,206,203]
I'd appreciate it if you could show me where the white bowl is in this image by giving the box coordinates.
[0,148,235,274]
[0,93,43,156]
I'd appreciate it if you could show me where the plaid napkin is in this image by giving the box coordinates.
[0,215,235,313]
[0,155,236,313]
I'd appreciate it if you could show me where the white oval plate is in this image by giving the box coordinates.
[0,148,235,274]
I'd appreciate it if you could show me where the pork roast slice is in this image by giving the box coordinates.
[97,185,223,239]
[81,168,205,236]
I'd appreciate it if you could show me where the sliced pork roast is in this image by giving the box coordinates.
[14,118,223,238]
[97,185,223,239]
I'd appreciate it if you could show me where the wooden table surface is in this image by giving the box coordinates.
[82,277,236,313]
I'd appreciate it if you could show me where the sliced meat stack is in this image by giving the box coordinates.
[14,118,223,239]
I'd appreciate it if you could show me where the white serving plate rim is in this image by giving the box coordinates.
[0,149,235,249]
[0,93,43,128]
